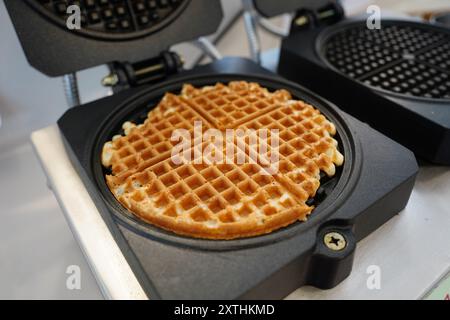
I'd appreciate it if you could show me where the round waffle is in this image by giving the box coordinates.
[102,81,344,239]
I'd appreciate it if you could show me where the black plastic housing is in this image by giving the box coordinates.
[4,0,223,76]
[253,0,336,18]
[278,17,450,164]
[58,58,418,299]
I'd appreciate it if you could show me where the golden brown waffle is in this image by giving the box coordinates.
[107,142,311,239]
[102,93,210,184]
[181,82,292,129]
[103,81,344,239]
[238,100,344,202]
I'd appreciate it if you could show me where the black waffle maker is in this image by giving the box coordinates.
[260,0,450,165]
[6,0,418,299]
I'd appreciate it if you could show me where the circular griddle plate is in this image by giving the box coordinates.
[319,20,450,101]
[92,74,359,250]
[26,0,189,40]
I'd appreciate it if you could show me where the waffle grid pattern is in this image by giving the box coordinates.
[103,93,209,183]
[240,100,343,202]
[103,82,344,239]
[181,82,292,129]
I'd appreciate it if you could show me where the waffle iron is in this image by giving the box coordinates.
[6,0,418,299]
[263,0,450,165]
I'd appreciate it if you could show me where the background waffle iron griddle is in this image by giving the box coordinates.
[261,0,450,165]
[6,0,418,299]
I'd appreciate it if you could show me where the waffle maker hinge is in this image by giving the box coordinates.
[290,2,344,32]
[102,51,184,93]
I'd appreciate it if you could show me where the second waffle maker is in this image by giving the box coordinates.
[254,0,450,165]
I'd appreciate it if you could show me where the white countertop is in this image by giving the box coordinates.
[32,125,450,300]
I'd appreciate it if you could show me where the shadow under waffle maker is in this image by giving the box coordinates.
[6,0,418,299]
[264,0,450,165]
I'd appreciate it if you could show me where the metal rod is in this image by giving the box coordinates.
[62,73,80,108]
[134,63,165,77]
[242,0,261,64]
[193,37,223,61]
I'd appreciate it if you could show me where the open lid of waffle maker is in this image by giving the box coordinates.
[5,1,418,299]
[254,0,450,165]
[4,0,223,77]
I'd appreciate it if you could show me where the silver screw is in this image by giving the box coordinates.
[324,232,346,251]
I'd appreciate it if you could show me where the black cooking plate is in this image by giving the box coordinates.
[319,20,450,102]
[25,0,190,40]
[91,73,357,251]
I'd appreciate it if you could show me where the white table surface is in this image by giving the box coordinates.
[32,125,450,300]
